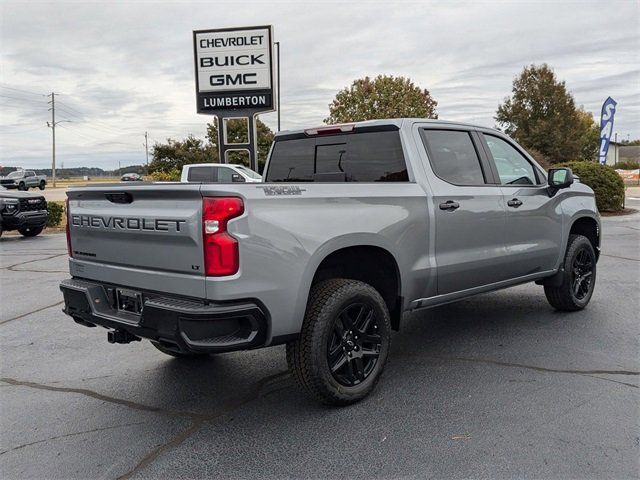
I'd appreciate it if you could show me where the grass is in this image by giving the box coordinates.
[52,177,125,188]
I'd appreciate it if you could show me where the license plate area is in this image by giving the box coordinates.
[116,288,143,314]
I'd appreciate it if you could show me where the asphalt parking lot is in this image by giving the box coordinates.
[1,207,639,479]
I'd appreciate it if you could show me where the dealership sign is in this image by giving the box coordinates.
[193,26,274,113]
[598,96,617,165]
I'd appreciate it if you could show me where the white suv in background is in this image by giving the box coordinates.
[181,163,262,183]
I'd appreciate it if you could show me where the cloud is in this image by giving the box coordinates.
[0,0,638,169]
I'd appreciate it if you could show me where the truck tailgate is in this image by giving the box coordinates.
[67,184,204,292]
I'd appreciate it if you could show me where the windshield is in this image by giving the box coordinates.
[7,171,23,178]
[235,165,262,179]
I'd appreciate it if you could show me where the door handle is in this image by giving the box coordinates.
[439,200,460,211]
[507,198,523,208]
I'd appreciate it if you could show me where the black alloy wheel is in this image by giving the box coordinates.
[544,234,597,311]
[327,302,382,386]
[571,247,594,300]
[287,278,391,405]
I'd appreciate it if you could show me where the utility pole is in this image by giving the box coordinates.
[48,92,56,187]
[144,131,149,166]
[47,93,71,187]
[275,41,281,132]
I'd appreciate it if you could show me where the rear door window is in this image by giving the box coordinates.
[421,130,487,186]
[265,131,408,182]
[187,166,217,182]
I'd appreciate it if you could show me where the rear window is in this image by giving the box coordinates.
[187,166,215,182]
[265,131,408,182]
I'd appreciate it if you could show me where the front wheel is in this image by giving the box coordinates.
[18,226,43,237]
[39,181,45,190]
[544,234,596,311]
[18,182,26,191]
[287,278,391,406]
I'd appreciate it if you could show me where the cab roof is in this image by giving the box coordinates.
[274,118,499,140]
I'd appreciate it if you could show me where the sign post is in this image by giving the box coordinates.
[193,25,275,172]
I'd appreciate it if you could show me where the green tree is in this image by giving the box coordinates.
[148,118,274,176]
[325,75,438,124]
[575,108,600,161]
[206,118,274,172]
[496,64,596,163]
[148,134,216,175]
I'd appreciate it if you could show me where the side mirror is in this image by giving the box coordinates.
[231,173,245,183]
[548,168,574,190]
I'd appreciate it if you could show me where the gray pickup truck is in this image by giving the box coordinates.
[0,170,47,190]
[60,119,600,405]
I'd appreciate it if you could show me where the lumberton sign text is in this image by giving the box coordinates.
[193,26,274,113]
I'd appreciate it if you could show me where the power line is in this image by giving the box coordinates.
[0,102,48,111]
[54,105,130,136]
[0,93,47,105]
[0,84,47,97]
[58,123,140,148]
[0,125,46,134]
[56,101,139,136]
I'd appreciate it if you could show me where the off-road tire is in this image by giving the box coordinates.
[544,234,596,311]
[286,278,391,406]
[18,226,43,237]
[151,341,210,358]
[39,181,46,190]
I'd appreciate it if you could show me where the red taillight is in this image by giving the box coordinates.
[202,197,244,276]
[65,197,72,257]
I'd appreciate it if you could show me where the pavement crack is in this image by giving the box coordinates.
[0,377,204,419]
[116,419,206,480]
[1,370,292,479]
[402,355,639,387]
[0,421,150,456]
[3,253,67,271]
[116,370,291,480]
[601,253,640,262]
[0,301,65,326]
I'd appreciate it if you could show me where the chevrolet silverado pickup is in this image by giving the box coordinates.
[60,119,600,405]
[0,170,47,190]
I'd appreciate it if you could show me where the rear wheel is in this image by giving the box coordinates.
[18,226,43,237]
[151,341,210,358]
[287,278,391,406]
[544,234,596,311]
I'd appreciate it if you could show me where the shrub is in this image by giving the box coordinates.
[614,159,640,170]
[559,161,625,212]
[47,201,64,227]
[149,168,180,182]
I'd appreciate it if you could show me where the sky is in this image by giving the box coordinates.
[1,0,639,170]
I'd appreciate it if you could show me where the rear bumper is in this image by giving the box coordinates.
[1,211,48,230]
[60,277,269,354]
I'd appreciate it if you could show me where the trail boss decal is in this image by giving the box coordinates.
[257,186,306,196]
[194,26,274,112]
